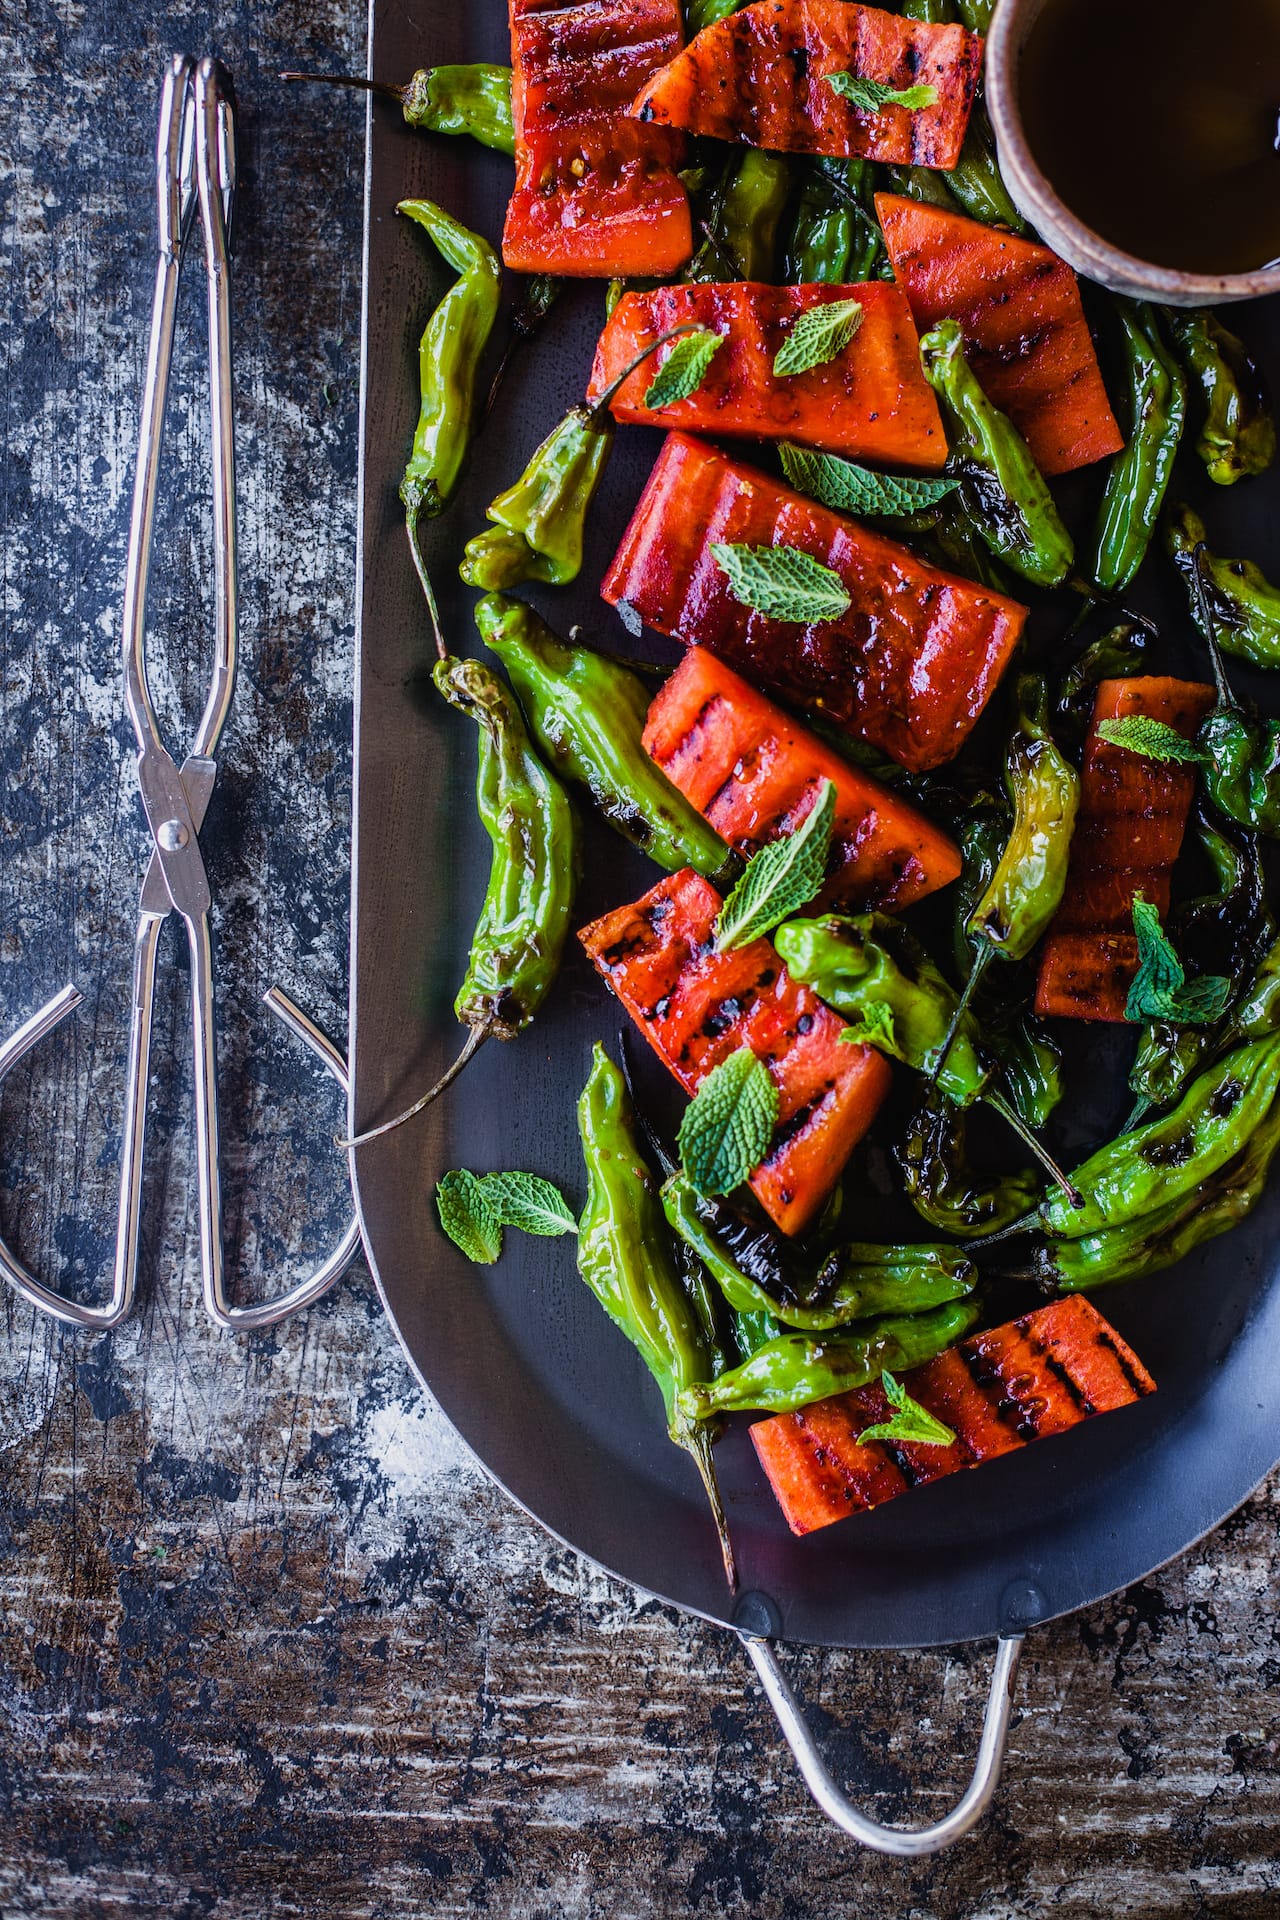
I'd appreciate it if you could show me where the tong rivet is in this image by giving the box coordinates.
[158,819,189,851]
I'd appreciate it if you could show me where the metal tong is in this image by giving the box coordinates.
[0,56,360,1332]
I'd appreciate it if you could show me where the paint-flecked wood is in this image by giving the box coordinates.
[2,5,1280,1915]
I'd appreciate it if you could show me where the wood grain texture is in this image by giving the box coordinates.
[1,4,1280,1915]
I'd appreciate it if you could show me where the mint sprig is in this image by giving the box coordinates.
[1097,716,1210,765]
[856,1369,957,1448]
[716,782,836,950]
[436,1167,578,1264]
[643,329,725,409]
[773,299,863,378]
[711,542,852,623]
[677,1046,779,1198]
[780,444,959,518]
[840,1000,898,1053]
[1125,895,1232,1026]
[827,73,939,112]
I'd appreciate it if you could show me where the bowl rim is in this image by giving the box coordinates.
[984,0,1280,305]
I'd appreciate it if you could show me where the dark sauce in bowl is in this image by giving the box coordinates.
[1019,0,1280,276]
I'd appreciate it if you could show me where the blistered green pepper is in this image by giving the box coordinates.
[954,0,993,27]
[473,593,737,885]
[920,319,1074,589]
[1090,301,1185,593]
[1055,622,1150,754]
[1165,309,1275,487]
[775,913,989,1108]
[398,199,501,539]
[786,158,885,283]
[461,329,691,591]
[896,1088,1041,1239]
[433,657,581,1046]
[948,110,1025,232]
[686,0,748,28]
[721,148,793,281]
[1167,502,1280,674]
[675,1301,980,1422]
[662,1171,976,1329]
[282,63,515,155]
[577,1044,735,1584]
[948,676,1079,1039]
[343,655,582,1151]
[1129,827,1275,1119]
[1024,1034,1280,1290]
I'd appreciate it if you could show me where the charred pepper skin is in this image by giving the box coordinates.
[1055,622,1150,755]
[896,1089,1041,1239]
[967,675,1080,969]
[1167,503,1280,673]
[402,63,515,153]
[473,593,737,886]
[1028,1034,1280,1290]
[1090,302,1186,594]
[1165,309,1275,487]
[662,1171,976,1329]
[432,656,581,1041]
[675,1300,980,1421]
[786,157,884,284]
[919,319,1074,590]
[398,200,502,530]
[460,405,614,590]
[577,1044,735,1583]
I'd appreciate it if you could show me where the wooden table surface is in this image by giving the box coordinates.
[2,5,1280,1915]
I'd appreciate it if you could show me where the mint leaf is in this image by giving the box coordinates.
[643,329,725,409]
[479,1171,578,1237]
[711,542,852,624]
[780,444,959,518]
[1126,895,1232,1026]
[856,1369,957,1448]
[678,1046,779,1198]
[716,782,836,950]
[840,1000,898,1052]
[773,299,864,378]
[1097,716,1210,765]
[827,73,939,113]
[436,1169,503,1264]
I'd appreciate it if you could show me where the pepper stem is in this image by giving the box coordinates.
[684,1425,738,1591]
[966,1213,1039,1251]
[696,220,740,279]
[986,1091,1084,1208]
[1190,542,1238,710]
[1123,1094,1152,1132]
[336,1026,487,1151]
[404,494,449,663]
[926,945,991,1088]
[278,71,407,104]
[588,323,705,423]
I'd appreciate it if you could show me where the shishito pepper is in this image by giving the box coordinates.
[662,1171,977,1330]
[281,63,516,154]
[398,199,501,540]
[675,1300,980,1422]
[1089,301,1186,593]
[460,328,695,592]
[896,1087,1040,1239]
[944,675,1079,1050]
[1167,502,1280,674]
[576,1043,735,1584]
[919,319,1074,590]
[785,157,885,284]
[342,656,581,1149]
[473,593,737,885]
[1021,1033,1280,1290]
[1165,309,1275,487]
[774,909,1079,1197]
[1127,813,1275,1122]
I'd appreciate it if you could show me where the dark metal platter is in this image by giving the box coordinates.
[350,0,1280,1649]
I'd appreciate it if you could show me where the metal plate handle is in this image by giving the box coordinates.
[742,1631,1024,1857]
